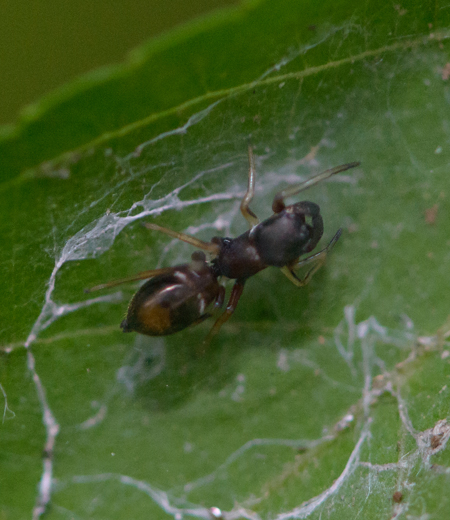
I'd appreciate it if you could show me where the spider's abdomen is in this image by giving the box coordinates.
[121,265,220,336]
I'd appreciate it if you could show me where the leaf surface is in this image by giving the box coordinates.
[2,1,450,519]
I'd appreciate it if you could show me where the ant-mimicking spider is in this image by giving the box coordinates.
[87,146,359,344]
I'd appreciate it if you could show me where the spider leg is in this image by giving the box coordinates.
[240,145,260,228]
[84,267,175,293]
[272,162,360,213]
[143,222,220,254]
[214,285,226,309]
[280,228,342,287]
[203,280,245,345]
[191,313,213,327]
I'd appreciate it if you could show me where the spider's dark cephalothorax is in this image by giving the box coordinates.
[86,147,359,343]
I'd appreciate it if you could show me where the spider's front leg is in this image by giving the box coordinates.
[272,162,360,213]
[280,228,342,287]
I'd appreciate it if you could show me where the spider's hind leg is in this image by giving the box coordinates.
[85,266,176,293]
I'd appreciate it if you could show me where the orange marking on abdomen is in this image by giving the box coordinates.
[138,305,172,334]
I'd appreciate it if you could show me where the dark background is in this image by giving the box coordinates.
[0,0,238,126]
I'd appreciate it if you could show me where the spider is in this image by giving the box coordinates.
[87,147,359,343]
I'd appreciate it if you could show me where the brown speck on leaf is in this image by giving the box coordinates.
[318,335,326,345]
[372,374,386,389]
[431,433,443,449]
[392,491,403,503]
[442,63,450,81]
[425,204,438,225]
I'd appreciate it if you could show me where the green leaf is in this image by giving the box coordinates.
[2,0,450,519]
